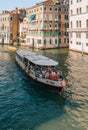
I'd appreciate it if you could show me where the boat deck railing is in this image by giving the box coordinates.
[28,66,63,81]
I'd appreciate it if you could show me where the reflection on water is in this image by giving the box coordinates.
[0,45,88,130]
[34,50,88,130]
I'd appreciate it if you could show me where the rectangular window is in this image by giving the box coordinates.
[55,31,58,36]
[76,42,78,45]
[71,10,73,15]
[50,39,52,44]
[43,14,47,20]
[55,15,58,19]
[86,6,88,12]
[65,32,68,36]
[55,39,57,44]
[44,39,46,45]
[76,33,78,38]
[79,8,82,14]
[10,17,12,21]
[8,17,9,21]
[71,21,73,28]
[70,41,72,44]
[49,14,52,20]
[77,8,78,14]
[86,33,88,38]
[64,38,66,43]
[59,15,61,19]
[71,0,73,4]
[79,33,81,38]
[64,15,68,20]
[36,32,38,36]
[37,39,41,44]
[71,33,72,37]
[44,22,46,28]
[40,32,43,36]
[50,8,52,11]
[86,43,88,46]
[58,8,61,11]
[59,38,61,44]
[44,31,46,37]
[86,20,88,27]
[59,32,62,36]
[44,7,46,11]
[79,42,81,45]
[58,23,61,27]
[50,31,52,36]
[55,8,58,11]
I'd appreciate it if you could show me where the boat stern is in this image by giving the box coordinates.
[61,80,66,88]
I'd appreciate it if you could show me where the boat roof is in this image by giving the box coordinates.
[16,49,58,66]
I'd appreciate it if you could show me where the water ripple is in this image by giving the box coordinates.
[0,46,88,130]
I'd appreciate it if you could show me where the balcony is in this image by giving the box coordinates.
[29,27,38,30]
[67,28,88,32]
[39,27,47,30]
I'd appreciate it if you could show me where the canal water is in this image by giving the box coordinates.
[0,45,88,130]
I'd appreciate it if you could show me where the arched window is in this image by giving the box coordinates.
[76,21,78,27]
[79,20,81,27]
[50,39,52,44]
[71,21,73,28]
[44,39,46,45]
[55,39,57,44]
[86,20,88,27]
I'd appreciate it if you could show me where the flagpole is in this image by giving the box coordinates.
[82,43,84,57]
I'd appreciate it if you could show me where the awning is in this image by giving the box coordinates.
[29,14,36,20]
[26,54,59,66]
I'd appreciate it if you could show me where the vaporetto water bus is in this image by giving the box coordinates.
[15,49,66,93]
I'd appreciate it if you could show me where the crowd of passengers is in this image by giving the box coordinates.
[24,61,63,81]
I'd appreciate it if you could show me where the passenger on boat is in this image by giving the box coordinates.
[35,68,40,77]
[39,74,43,78]
[42,69,46,78]
[49,71,58,81]
[45,72,49,79]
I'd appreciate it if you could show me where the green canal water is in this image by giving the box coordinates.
[0,45,88,130]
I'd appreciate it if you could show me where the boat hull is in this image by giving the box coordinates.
[16,60,65,93]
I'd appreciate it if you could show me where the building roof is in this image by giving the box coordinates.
[10,8,26,14]
[26,0,57,10]
[0,10,10,16]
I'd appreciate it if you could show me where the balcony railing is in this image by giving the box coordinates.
[39,27,47,30]
[29,27,38,30]
[67,28,88,32]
